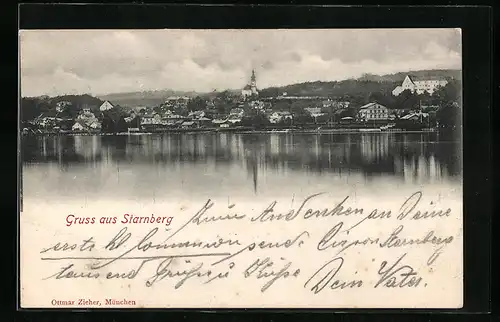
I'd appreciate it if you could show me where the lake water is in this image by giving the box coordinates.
[21,132,462,204]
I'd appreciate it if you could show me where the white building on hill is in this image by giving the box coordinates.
[392,75,448,96]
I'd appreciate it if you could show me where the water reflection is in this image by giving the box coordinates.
[22,132,461,198]
[22,133,462,178]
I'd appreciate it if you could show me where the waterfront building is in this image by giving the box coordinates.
[89,121,101,130]
[181,121,196,129]
[124,114,136,123]
[72,122,85,131]
[358,102,389,121]
[400,112,430,121]
[305,107,324,118]
[193,117,212,127]
[188,110,206,119]
[212,119,229,128]
[230,108,245,118]
[227,114,242,124]
[75,107,100,130]
[140,113,162,125]
[269,111,293,124]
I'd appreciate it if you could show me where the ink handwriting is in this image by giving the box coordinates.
[37,191,458,296]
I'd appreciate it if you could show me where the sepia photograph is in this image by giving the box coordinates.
[19,28,464,308]
[20,29,462,202]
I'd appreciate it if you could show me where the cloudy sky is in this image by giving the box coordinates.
[20,29,461,97]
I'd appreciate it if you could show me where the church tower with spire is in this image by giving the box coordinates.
[250,69,258,95]
[241,69,259,99]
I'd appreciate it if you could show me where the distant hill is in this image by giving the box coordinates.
[97,90,201,108]
[356,69,462,82]
[97,89,244,108]
[92,68,461,107]
[30,94,104,108]
[20,94,106,123]
[259,69,461,99]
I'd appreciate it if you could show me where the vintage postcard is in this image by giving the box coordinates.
[19,28,463,308]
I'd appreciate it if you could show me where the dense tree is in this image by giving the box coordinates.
[20,94,105,123]
[243,107,260,117]
[436,102,460,129]
[101,114,115,133]
[368,92,395,108]
[314,114,330,124]
[271,100,292,112]
[115,116,129,132]
[260,79,397,100]
[215,102,232,115]
[258,87,281,98]
[277,118,293,126]
[101,113,129,133]
[293,113,314,125]
[187,96,207,112]
[20,98,39,124]
[126,115,141,129]
[100,107,126,133]
[432,80,461,106]
[241,114,270,128]
[203,109,217,119]
[393,89,420,110]
[290,101,311,116]
[338,108,359,118]
[213,91,236,115]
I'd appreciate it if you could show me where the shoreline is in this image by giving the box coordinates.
[21,127,439,136]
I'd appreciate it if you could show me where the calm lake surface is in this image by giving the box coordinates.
[21,132,462,203]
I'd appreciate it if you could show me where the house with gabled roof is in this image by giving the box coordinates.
[181,121,196,129]
[358,102,389,121]
[305,107,324,118]
[72,121,85,132]
[99,100,114,111]
[188,110,206,119]
[229,108,245,118]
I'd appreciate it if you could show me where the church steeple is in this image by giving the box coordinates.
[241,69,259,100]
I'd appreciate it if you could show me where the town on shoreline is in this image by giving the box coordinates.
[21,70,461,136]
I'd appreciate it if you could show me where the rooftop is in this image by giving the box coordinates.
[359,102,388,109]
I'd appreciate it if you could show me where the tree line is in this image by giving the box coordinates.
[20,94,135,133]
[20,78,461,131]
